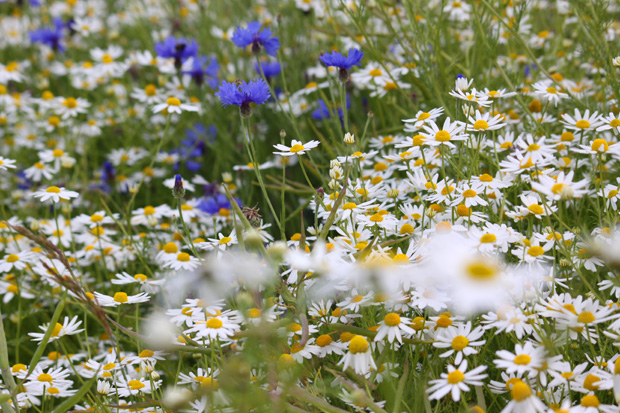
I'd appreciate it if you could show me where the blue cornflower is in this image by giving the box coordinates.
[154,36,199,69]
[320,48,364,81]
[255,61,282,79]
[215,79,271,118]
[198,194,241,215]
[182,55,219,88]
[29,18,65,52]
[312,95,350,125]
[231,21,280,56]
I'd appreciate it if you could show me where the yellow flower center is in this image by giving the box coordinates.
[592,139,609,152]
[527,204,544,215]
[46,186,61,193]
[163,242,178,253]
[384,313,401,326]
[166,97,181,106]
[62,97,77,108]
[102,53,113,64]
[369,68,382,76]
[316,334,332,347]
[435,130,451,142]
[128,380,145,390]
[584,374,601,391]
[447,370,465,384]
[473,120,489,130]
[206,318,223,329]
[144,84,157,96]
[38,373,53,382]
[546,87,558,94]
[133,273,147,282]
[575,120,590,129]
[113,292,128,303]
[610,119,620,127]
[577,311,595,324]
[219,237,232,245]
[139,349,154,358]
[511,381,532,401]
[6,254,19,263]
[349,335,369,354]
[514,354,531,365]
[289,144,305,153]
[177,252,191,262]
[462,189,477,198]
[480,234,496,243]
[581,395,600,408]
[451,335,469,351]
[466,262,497,280]
[418,112,431,121]
[527,246,544,257]
[51,323,63,337]
[551,183,565,194]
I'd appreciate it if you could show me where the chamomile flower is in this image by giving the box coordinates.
[273,139,320,156]
[420,118,469,148]
[152,96,199,114]
[494,342,547,377]
[427,360,487,402]
[467,110,507,132]
[402,107,444,131]
[533,80,567,106]
[0,156,16,170]
[338,335,377,375]
[373,313,416,344]
[93,291,150,307]
[433,322,486,364]
[32,186,79,203]
[28,316,84,342]
[561,109,603,132]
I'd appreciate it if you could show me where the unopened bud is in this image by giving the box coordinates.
[242,205,262,228]
[368,111,374,118]
[280,129,287,139]
[344,132,355,144]
[30,220,41,231]
[244,229,263,248]
[173,174,185,200]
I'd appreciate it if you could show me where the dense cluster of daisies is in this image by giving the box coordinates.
[2,0,620,412]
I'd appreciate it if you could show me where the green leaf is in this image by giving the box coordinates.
[50,374,98,413]
[27,293,66,377]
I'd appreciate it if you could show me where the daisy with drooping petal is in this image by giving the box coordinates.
[93,291,150,307]
[501,380,547,413]
[152,96,199,114]
[402,107,444,131]
[338,335,377,375]
[467,110,506,132]
[32,186,79,203]
[374,313,416,344]
[427,360,487,402]
[273,139,320,156]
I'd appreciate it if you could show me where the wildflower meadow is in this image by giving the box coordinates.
[2,0,620,412]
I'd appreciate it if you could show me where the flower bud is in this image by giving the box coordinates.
[173,174,185,200]
[344,132,355,144]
